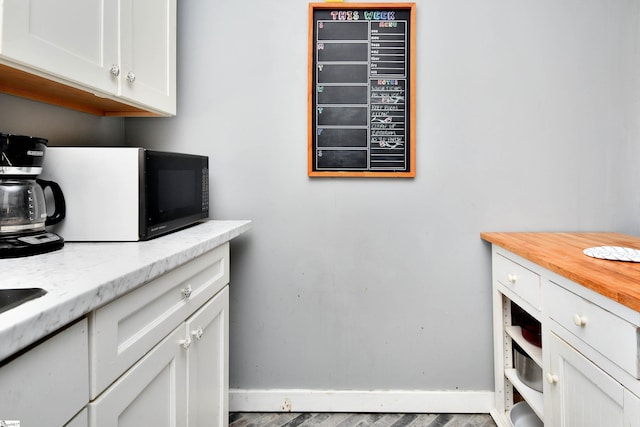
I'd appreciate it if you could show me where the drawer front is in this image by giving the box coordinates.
[90,242,229,398]
[494,253,541,309]
[546,281,639,378]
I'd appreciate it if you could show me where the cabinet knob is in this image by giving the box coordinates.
[573,314,588,327]
[110,64,120,77]
[507,274,517,284]
[191,327,204,340]
[180,336,192,350]
[181,284,193,299]
[126,72,136,83]
[547,373,559,384]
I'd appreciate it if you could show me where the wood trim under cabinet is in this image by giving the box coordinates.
[0,64,162,117]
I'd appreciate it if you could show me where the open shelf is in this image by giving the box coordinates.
[506,325,542,367]
[505,368,544,420]
[494,294,545,426]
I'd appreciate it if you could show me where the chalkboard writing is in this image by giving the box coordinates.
[308,3,416,177]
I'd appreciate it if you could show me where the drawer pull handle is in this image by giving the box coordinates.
[181,284,193,299]
[547,373,559,384]
[507,274,517,284]
[180,336,192,350]
[573,314,588,327]
[192,327,204,340]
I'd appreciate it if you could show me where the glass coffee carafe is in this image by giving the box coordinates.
[0,178,65,234]
[0,133,65,257]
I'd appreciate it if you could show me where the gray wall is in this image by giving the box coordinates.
[0,93,125,146]
[2,0,638,393]
[125,0,640,391]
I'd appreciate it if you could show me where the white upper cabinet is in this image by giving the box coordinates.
[0,0,118,94]
[119,0,176,115]
[0,0,176,116]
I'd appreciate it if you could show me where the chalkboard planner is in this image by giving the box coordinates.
[308,3,416,177]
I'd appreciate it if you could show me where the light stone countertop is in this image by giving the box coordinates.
[0,219,252,361]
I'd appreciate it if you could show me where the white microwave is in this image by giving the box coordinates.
[40,147,209,241]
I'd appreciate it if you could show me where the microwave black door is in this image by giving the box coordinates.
[143,151,209,239]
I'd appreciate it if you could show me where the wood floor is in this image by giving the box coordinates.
[229,413,497,426]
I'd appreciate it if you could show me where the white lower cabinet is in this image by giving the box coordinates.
[0,319,89,427]
[89,326,188,426]
[0,235,241,427]
[489,244,640,427]
[88,243,231,427]
[490,249,544,425]
[186,287,229,427]
[89,287,229,427]
[89,243,229,398]
[547,333,639,426]
[65,408,89,427]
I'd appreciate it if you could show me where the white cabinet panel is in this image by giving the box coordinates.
[186,286,229,427]
[89,325,187,427]
[489,242,640,427]
[0,0,117,93]
[90,242,229,398]
[89,245,231,427]
[118,0,176,114]
[547,281,639,378]
[65,408,88,427]
[0,0,176,115]
[548,333,625,427]
[89,287,231,427]
[0,319,89,427]
[494,253,541,311]
[624,390,640,426]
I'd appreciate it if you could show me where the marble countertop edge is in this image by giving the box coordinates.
[0,219,252,362]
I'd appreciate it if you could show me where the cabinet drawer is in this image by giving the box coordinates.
[546,282,640,378]
[90,242,229,398]
[494,253,541,309]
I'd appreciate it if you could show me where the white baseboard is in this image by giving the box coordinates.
[229,389,495,414]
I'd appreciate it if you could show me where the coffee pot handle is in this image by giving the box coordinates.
[36,179,66,226]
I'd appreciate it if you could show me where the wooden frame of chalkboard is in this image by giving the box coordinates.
[308,2,416,178]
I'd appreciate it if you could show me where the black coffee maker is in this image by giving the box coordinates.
[0,133,66,258]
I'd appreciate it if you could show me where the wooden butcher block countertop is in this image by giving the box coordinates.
[481,232,640,313]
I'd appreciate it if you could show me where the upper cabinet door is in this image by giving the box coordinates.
[119,0,176,115]
[0,0,118,94]
[0,0,176,116]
